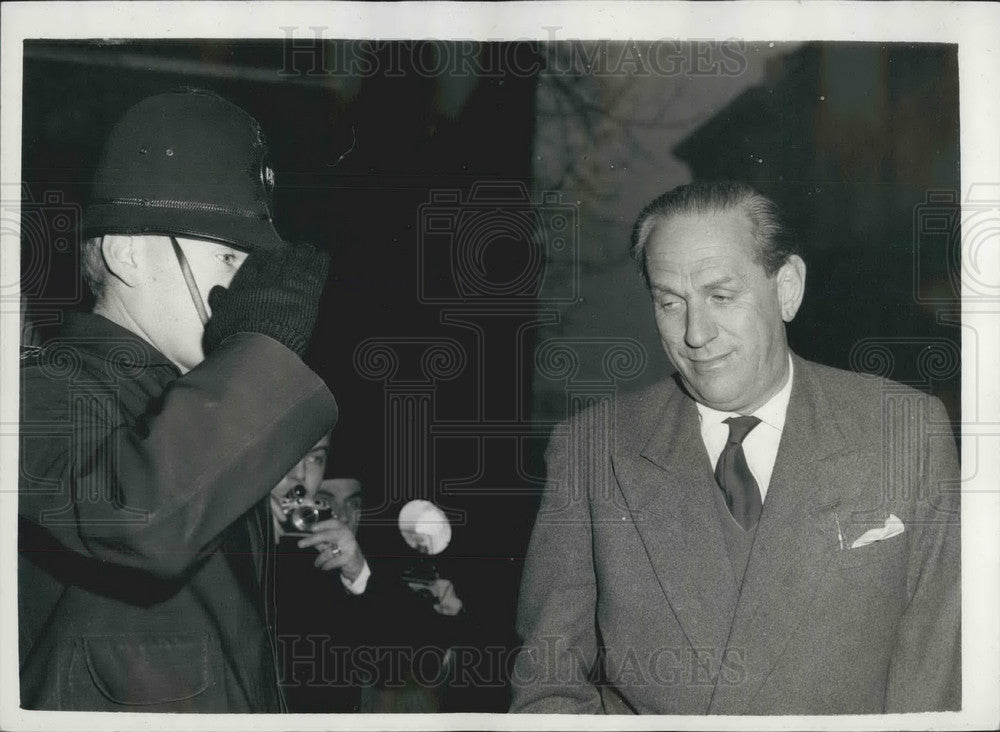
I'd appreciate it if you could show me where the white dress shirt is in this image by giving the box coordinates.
[695,355,794,503]
[342,561,371,594]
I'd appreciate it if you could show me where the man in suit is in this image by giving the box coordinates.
[18,89,336,711]
[511,181,960,715]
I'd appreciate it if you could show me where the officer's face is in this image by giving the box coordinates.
[140,236,248,372]
[645,207,804,414]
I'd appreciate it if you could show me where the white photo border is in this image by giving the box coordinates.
[2,2,997,731]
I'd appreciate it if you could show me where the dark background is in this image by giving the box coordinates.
[19,39,961,710]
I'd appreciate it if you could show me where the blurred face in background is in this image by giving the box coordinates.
[270,433,331,524]
[317,479,362,535]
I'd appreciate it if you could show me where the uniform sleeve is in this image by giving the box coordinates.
[19,333,338,579]
[884,395,961,711]
[510,421,602,713]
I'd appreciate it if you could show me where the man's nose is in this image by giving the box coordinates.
[684,301,718,349]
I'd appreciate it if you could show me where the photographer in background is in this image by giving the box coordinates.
[269,433,468,712]
[270,433,369,597]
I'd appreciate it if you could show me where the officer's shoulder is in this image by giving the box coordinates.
[19,337,107,389]
[19,343,51,380]
[19,344,43,365]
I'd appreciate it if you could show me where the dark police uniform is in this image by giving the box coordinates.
[19,312,338,711]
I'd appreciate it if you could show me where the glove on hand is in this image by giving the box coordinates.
[202,243,329,358]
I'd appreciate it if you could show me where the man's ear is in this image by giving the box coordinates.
[776,254,806,322]
[100,235,141,287]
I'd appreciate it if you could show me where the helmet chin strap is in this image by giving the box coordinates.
[169,236,210,326]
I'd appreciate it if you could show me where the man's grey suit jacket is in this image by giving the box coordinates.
[511,354,960,714]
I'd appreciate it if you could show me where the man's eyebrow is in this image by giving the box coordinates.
[650,285,681,297]
[697,275,741,290]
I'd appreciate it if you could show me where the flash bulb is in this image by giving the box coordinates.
[398,500,451,555]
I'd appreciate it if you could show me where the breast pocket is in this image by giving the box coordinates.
[829,533,907,570]
[83,632,216,707]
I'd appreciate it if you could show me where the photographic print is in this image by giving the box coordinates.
[2,3,997,731]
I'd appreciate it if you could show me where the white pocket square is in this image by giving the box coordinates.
[851,513,904,549]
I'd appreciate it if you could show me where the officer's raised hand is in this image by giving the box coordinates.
[202,243,329,358]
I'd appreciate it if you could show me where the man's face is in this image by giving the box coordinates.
[139,236,248,372]
[317,479,363,535]
[645,207,803,414]
[271,434,331,515]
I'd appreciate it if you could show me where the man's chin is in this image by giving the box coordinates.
[678,374,743,412]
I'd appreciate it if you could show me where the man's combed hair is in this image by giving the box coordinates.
[629,181,800,285]
[80,236,107,301]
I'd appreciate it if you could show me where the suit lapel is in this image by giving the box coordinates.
[614,380,740,658]
[708,356,864,713]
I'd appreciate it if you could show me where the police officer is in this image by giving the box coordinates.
[18,89,337,712]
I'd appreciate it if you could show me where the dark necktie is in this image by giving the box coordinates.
[715,415,762,531]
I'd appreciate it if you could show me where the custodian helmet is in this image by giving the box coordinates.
[82,88,285,253]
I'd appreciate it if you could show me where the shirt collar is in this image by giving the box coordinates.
[695,353,795,431]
